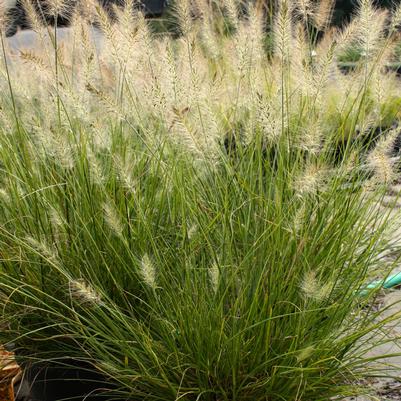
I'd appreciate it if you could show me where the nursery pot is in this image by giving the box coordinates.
[22,359,114,401]
[0,349,21,401]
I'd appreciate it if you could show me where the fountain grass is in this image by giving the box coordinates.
[1,0,401,399]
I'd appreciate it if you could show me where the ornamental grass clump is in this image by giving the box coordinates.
[1,0,401,400]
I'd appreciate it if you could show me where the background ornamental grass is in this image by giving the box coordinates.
[2,0,401,400]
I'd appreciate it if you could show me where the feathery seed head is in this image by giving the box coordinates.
[175,0,192,37]
[187,223,198,240]
[0,2,12,32]
[113,154,137,193]
[274,0,293,62]
[367,151,395,185]
[301,270,332,301]
[200,17,219,59]
[209,262,220,294]
[296,345,315,362]
[49,206,67,242]
[91,124,112,152]
[77,0,98,22]
[134,11,153,56]
[301,270,318,299]
[94,1,115,39]
[25,236,59,262]
[390,3,401,33]
[103,201,124,238]
[0,188,10,204]
[45,0,69,18]
[168,112,214,161]
[223,0,238,30]
[300,119,323,154]
[313,0,335,30]
[232,6,265,80]
[295,0,313,21]
[57,135,76,169]
[294,163,326,197]
[86,146,104,184]
[334,20,359,57]
[256,97,282,143]
[247,3,265,65]
[34,127,75,170]
[356,0,386,60]
[140,253,157,290]
[293,202,308,234]
[69,279,102,306]
[366,126,399,184]
[0,109,13,135]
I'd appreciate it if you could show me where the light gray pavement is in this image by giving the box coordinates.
[352,290,401,400]
[353,190,401,400]
[5,27,104,55]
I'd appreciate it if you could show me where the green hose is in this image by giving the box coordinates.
[362,272,401,295]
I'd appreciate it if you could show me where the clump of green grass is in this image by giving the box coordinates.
[1,0,401,400]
